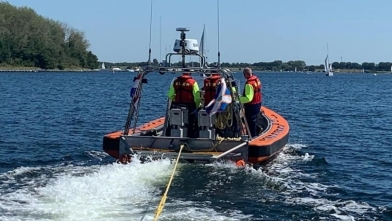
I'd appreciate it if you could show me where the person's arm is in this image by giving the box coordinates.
[239,84,254,103]
[192,82,201,107]
[167,84,175,101]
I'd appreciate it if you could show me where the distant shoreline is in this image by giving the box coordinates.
[0,66,103,72]
[229,67,392,74]
[1,66,391,74]
[0,69,98,73]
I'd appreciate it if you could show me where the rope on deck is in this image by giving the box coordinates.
[153,143,185,221]
[215,103,233,129]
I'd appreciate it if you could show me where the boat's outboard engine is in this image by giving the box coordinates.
[169,106,189,137]
[197,109,216,139]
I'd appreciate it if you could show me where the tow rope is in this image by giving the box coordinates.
[153,143,185,221]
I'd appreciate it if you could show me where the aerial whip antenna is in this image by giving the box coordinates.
[147,0,153,64]
[160,16,162,64]
[217,0,221,68]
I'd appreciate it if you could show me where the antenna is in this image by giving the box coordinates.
[199,24,206,55]
[217,0,221,68]
[160,16,162,63]
[147,0,153,64]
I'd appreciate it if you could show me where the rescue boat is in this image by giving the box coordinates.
[102,27,290,167]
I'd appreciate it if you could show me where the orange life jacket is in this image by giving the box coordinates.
[243,75,262,104]
[173,75,196,104]
[203,74,221,105]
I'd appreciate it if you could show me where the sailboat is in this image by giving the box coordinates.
[325,55,333,77]
[101,62,106,70]
[324,44,333,77]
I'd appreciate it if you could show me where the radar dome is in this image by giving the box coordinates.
[173,39,199,54]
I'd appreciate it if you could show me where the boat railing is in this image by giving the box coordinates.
[164,53,207,68]
[140,64,233,76]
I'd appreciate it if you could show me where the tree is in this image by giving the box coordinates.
[377,62,391,71]
[332,62,340,69]
[86,51,98,69]
[0,2,98,69]
[351,62,361,69]
[308,65,316,72]
[362,62,375,70]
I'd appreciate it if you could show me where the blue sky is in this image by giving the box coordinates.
[7,0,392,65]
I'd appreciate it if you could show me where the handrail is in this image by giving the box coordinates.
[212,142,248,159]
[164,52,206,68]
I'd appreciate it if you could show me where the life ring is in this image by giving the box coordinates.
[119,154,132,164]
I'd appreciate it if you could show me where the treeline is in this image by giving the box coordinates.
[330,61,391,71]
[222,61,392,72]
[107,59,392,72]
[0,2,98,69]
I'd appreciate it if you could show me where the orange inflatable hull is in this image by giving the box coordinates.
[103,106,289,164]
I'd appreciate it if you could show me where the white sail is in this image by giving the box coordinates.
[200,25,205,57]
[325,55,333,76]
[101,62,106,70]
[325,55,329,72]
[199,24,208,78]
[324,43,333,76]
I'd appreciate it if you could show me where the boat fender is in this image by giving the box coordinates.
[235,159,246,168]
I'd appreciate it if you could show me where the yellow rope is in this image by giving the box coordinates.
[153,144,184,221]
[215,103,233,130]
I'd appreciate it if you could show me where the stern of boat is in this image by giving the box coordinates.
[118,134,250,164]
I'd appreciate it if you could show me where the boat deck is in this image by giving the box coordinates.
[103,106,289,164]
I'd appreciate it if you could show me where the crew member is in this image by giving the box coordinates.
[167,70,200,137]
[202,70,221,106]
[239,67,262,138]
